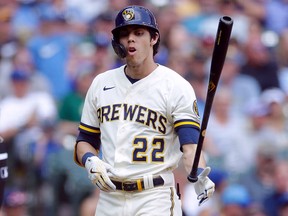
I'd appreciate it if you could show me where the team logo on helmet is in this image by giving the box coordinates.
[122,8,135,21]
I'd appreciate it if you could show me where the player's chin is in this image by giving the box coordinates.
[126,57,141,65]
[126,53,137,61]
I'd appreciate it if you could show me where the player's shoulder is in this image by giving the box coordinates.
[157,64,189,82]
[155,64,195,92]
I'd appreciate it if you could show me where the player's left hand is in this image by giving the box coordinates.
[194,167,215,206]
[85,156,117,192]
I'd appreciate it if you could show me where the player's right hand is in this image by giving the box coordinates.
[194,167,215,206]
[85,156,116,192]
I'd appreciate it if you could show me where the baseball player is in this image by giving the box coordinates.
[74,5,215,216]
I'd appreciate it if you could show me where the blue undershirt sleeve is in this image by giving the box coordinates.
[177,127,200,147]
[76,131,101,150]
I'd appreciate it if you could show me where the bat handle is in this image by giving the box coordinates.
[187,156,200,183]
[187,157,200,183]
[187,131,205,183]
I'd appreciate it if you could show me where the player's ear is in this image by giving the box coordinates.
[150,32,159,46]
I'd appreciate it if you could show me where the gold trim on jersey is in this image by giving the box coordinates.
[170,187,174,216]
[79,124,100,134]
[174,120,200,129]
[136,179,143,191]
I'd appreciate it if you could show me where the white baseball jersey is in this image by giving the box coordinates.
[79,64,200,179]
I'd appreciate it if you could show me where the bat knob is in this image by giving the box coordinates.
[221,16,233,25]
[187,175,198,183]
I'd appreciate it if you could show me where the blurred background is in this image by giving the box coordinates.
[0,0,288,215]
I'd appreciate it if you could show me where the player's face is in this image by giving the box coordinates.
[119,26,156,66]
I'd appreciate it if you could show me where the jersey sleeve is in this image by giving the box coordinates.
[169,77,201,132]
[79,78,100,128]
[73,78,101,166]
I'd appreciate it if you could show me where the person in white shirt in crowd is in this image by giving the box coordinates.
[0,69,57,187]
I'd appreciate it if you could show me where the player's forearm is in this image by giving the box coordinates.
[76,141,99,165]
[182,144,206,174]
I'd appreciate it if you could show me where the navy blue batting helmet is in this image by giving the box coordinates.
[111,5,160,58]
[112,5,159,38]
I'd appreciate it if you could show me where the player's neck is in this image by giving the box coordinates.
[125,62,158,79]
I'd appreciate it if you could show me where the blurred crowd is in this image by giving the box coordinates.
[0,0,288,215]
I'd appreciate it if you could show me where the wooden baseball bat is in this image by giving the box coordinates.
[187,16,233,183]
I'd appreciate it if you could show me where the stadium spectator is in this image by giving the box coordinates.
[240,20,280,91]
[26,9,75,101]
[0,2,18,100]
[0,69,57,192]
[220,184,252,216]
[58,63,95,136]
[1,187,29,216]
[220,49,261,116]
[277,30,288,95]
[258,88,288,154]
[204,87,253,180]
[238,143,277,205]
[263,160,288,216]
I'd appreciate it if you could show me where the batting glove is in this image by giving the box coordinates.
[85,156,116,192]
[194,167,215,206]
